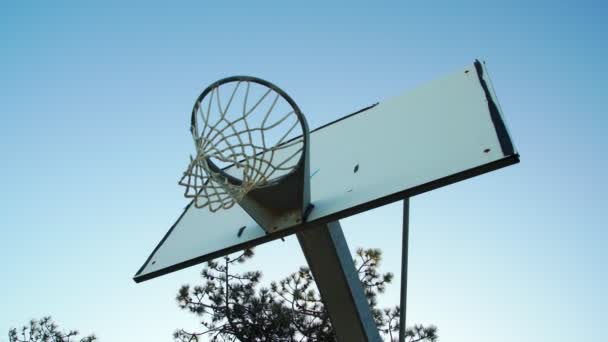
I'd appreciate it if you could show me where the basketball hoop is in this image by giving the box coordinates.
[136,60,520,342]
[179,76,311,231]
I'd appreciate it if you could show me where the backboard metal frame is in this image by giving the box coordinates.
[134,60,519,283]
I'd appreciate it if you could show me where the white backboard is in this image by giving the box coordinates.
[134,60,518,282]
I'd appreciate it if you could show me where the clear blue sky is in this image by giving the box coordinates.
[1,1,606,341]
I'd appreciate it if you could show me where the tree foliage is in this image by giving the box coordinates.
[175,247,438,342]
[8,316,96,342]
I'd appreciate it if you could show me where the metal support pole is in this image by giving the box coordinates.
[399,198,410,342]
[297,221,382,342]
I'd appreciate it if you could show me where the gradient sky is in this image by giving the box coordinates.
[1,1,606,341]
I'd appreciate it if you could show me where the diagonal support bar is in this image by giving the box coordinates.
[297,221,382,342]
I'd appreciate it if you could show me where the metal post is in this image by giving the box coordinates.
[399,198,410,342]
[297,221,382,342]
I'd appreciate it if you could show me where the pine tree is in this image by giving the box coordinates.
[175,247,438,342]
[8,316,96,342]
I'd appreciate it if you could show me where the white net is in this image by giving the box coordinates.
[179,78,305,212]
